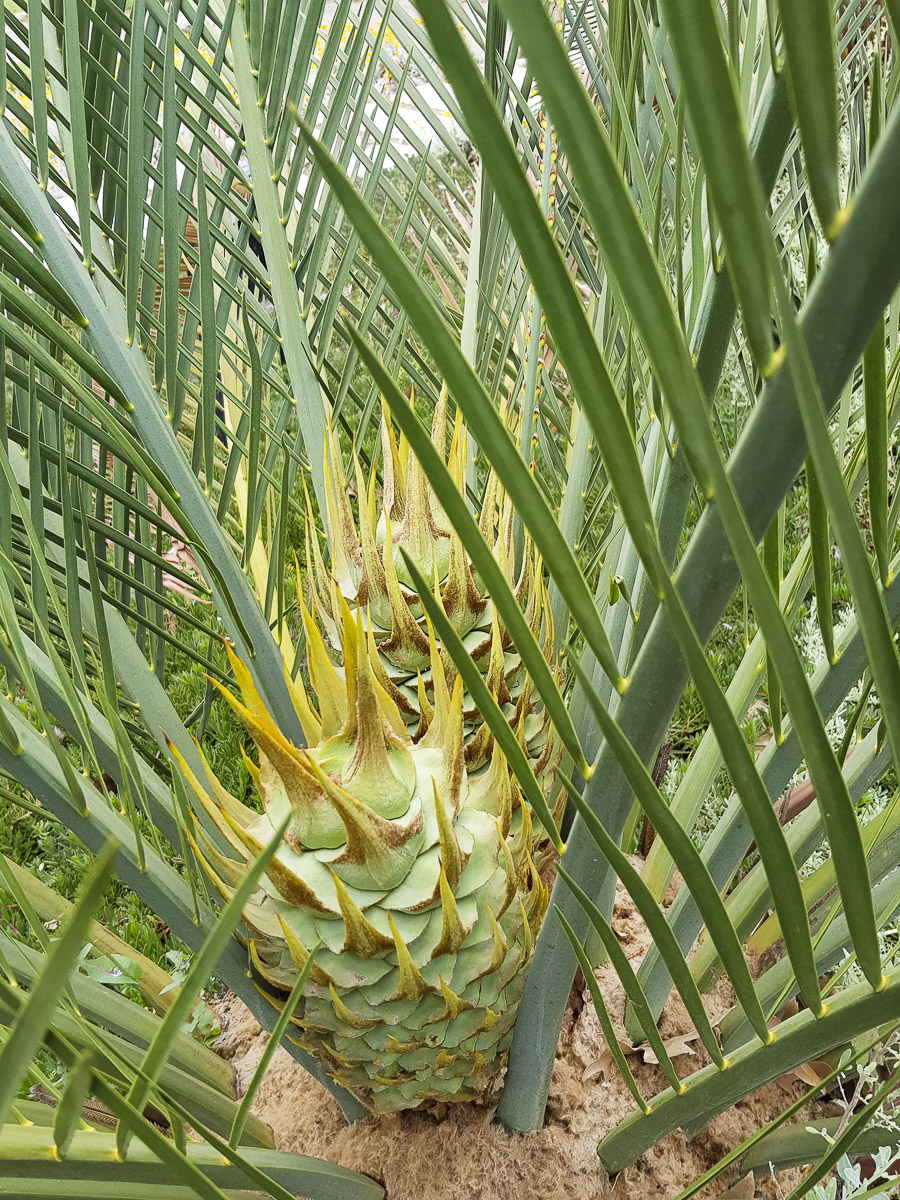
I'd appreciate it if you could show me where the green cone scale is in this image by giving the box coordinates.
[174,404,560,1113]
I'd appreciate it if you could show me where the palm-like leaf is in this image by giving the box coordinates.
[2,0,900,1191]
[305,0,900,1176]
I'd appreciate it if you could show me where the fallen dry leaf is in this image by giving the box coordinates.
[641,1033,699,1065]
[584,1033,699,1079]
[775,1060,832,1093]
[717,1170,756,1198]
[584,1037,633,1083]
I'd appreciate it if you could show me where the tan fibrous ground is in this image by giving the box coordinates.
[213,878,821,1200]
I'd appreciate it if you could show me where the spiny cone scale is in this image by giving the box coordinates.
[175,401,562,1113]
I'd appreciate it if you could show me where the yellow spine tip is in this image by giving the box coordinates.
[675,1082,685,1095]
[762,345,785,378]
[765,1029,775,1045]
[876,974,889,992]
[824,204,852,243]
[616,675,630,695]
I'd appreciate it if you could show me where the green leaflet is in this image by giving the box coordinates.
[0,1126,383,1200]
[778,0,842,238]
[402,549,565,850]
[557,774,722,1066]
[655,0,776,371]
[0,840,119,1122]
[117,812,294,1158]
[598,972,900,1171]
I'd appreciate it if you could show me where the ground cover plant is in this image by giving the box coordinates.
[2,0,900,1196]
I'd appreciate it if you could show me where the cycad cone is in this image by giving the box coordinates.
[175,397,562,1113]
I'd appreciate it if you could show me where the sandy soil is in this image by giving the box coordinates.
[212,877,824,1200]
